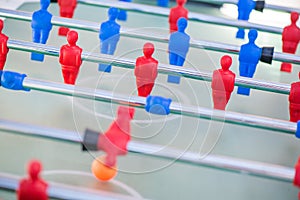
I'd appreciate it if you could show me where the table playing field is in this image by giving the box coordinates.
[0,0,300,199]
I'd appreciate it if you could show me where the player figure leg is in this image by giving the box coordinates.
[225,91,232,104]
[68,70,79,85]
[0,67,2,86]
[107,38,118,55]
[99,39,112,72]
[144,83,154,96]
[212,90,227,110]
[62,67,79,85]
[31,29,45,61]
[289,103,300,122]
[137,83,154,97]
[281,41,298,72]
[237,62,251,95]
[40,29,50,44]
[247,63,256,78]
[0,55,7,71]
[168,53,183,84]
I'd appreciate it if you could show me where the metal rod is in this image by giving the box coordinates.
[127,141,295,183]
[1,8,299,65]
[264,3,300,14]
[0,172,139,200]
[77,0,283,34]
[0,119,295,183]
[8,39,292,95]
[19,77,297,134]
[186,0,300,13]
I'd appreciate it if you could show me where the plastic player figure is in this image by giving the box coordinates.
[211,55,236,110]
[134,43,158,97]
[169,0,188,33]
[17,160,48,200]
[98,106,135,167]
[236,0,255,39]
[281,12,300,73]
[157,0,169,7]
[59,30,82,85]
[98,7,120,72]
[31,0,52,62]
[168,17,190,84]
[289,72,300,122]
[58,0,77,36]
[0,20,9,73]
[118,0,131,21]
[237,29,261,96]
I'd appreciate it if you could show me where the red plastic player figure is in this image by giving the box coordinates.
[58,0,77,36]
[134,43,158,97]
[289,72,300,122]
[211,55,236,110]
[0,19,9,71]
[281,12,300,73]
[59,30,82,85]
[169,0,188,33]
[17,160,48,200]
[98,106,135,167]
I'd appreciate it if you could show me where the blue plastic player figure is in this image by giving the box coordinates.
[98,8,120,73]
[157,0,169,7]
[168,17,190,84]
[236,0,255,39]
[237,29,262,96]
[31,0,52,62]
[118,0,131,21]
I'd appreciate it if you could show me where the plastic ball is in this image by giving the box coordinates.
[91,156,117,181]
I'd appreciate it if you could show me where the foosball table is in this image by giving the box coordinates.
[0,0,300,199]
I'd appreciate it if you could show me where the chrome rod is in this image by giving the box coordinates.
[127,141,295,183]
[0,119,295,183]
[0,172,139,200]
[77,0,283,34]
[20,77,297,134]
[1,8,298,65]
[264,3,300,13]
[184,0,300,13]
[0,118,82,143]
[8,39,292,95]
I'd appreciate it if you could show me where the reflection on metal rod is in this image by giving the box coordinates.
[0,172,139,200]
[8,39,292,95]
[19,77,297,134]
[1,8,299,65]
[76,0,283,33]
[0,119,295,183]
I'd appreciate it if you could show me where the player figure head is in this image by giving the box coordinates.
[176,0,186,6]
[220,55,232,71]
[28,160,42,181]
[108,7,119,21]
[177,17,188,32]
[248,29,258,43]
[40,0,50,10]
[143,42,155,58]
[67,31,78,46]
[0,20,3,33]
[291,12,299,24]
